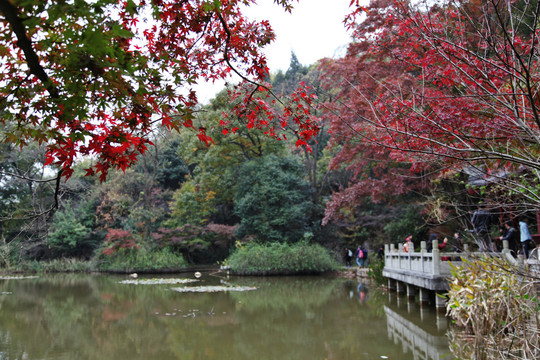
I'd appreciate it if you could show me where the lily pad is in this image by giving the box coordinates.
[170,285,257,293]
[0,276,39,280]
[119,278,199,285]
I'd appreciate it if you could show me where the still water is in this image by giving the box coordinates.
[0,273,453,360]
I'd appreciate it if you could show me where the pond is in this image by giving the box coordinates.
[0,272,454,360]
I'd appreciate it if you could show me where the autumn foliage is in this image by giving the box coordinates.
[101,228,138,256]
[320,0,540,222]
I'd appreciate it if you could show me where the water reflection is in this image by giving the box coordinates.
[0,273,452,360]
[384,304,453,360]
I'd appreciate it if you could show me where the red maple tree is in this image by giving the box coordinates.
[320,0,540,222]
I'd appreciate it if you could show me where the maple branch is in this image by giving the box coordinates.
[214,10,289,110]
[0,0,59,98]
[488,0,540,130]
[334,78,540,173]
[216,11,262,87]
[328,103,540,209]
[0,170,57,183]
[403,10,540,145]
[214,8,317,141]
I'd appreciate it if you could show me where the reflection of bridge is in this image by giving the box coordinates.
[383,240,539,309]
[384,305,453,360]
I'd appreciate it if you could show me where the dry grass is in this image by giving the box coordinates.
[446,255,539,360]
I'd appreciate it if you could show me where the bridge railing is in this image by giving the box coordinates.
[384,240,485,278]
[384,239,538,279]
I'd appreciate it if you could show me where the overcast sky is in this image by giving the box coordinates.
[195,0,353,103]
[242,0,353,71]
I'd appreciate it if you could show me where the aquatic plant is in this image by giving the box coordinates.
[119,278,199,285]
[171,285,257,293]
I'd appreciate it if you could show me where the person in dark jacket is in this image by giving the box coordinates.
[471,204,495,251]
[452,232,463,252]
[501,220,519,256]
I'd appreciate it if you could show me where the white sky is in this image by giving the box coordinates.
[195,0,354,103]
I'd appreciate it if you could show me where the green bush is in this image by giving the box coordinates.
[95,247,187,272]
[383,205,424,244]
[225,241,339,275]
[47,201,99,258]
[367,257,386,286]
[1,248,187,274]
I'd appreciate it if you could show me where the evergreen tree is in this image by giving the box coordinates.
[234,154,314,243]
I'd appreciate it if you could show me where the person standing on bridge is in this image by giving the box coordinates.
[452,232,463,253]
[519,217,533,259]
[471,204,495,252]
[501,220,519,256]
[403,235,413,253]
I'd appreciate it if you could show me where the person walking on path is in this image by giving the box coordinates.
[519,217,533,259]
[354,245,366,268]
[344,247,353,268]
[362,247,369,267]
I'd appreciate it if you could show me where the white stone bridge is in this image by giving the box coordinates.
[383,240,539,309]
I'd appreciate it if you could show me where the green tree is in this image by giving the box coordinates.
[47,202,94,258]
[383,205,425,245]
[272,51,311,95]
[167,90,286,228]
[155,137,190,191]
[234,154,314,243]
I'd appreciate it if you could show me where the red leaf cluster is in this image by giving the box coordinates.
[223,81,320,151]
[101,228,138,256]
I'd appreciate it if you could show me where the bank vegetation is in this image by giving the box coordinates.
[447,257,539,360]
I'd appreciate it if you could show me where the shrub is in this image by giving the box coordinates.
[225,241,339,275]
[101,228,139,256]
[152,223,237,263]
[367,257,386,286]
